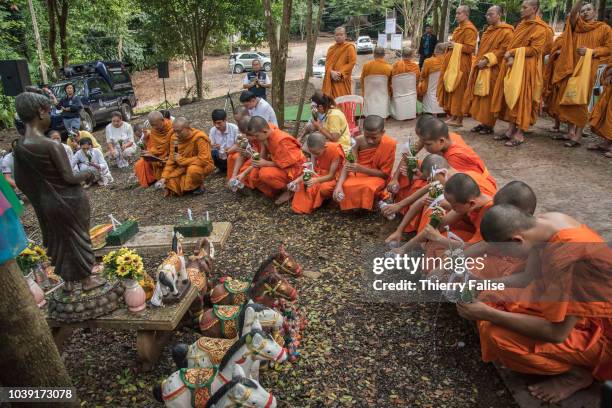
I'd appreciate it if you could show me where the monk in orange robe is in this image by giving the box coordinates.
[291,132,344,214]
[246,116,305,204]
[333,115,396,211]
[552,1,612,147]
[391,48,420,86]
[436,5,478,127]
[159,117,214,196]
[460,205,612,403]
[417,43,446,114]
[491,0,550,146]
[542,35,566,132]
[465,6,514,134]
[134,111,172,187]
[322,27,357,99]
[360,47,393,96]
[588,66,612,157]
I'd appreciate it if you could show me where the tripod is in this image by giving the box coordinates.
[155,77,174,110]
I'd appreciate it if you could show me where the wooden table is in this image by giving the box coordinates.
[47,285,198,372]
[94,222,232,257]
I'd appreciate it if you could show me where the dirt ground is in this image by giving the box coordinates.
[1,79,610,407]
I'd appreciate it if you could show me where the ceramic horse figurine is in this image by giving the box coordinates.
[258,245,302,278]
[208,271,297,308]
[185,237,214,295]
[172,319,287,381]
[152,232,189,306]
[198,301,283,339]
[153,365,276,408]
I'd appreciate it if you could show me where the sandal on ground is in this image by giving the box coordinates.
[493,134,510,141]
[586,143,608,151]
[504,139,524,147]
[447,122,463,128]
[478,127,494,135]
[471,124,484,132]
[548,127,561,133]
[550,134,570,141]
[564,140,581,148]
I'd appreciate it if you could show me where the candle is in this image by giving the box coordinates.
[206,211,210,222]
[187,208,193,221]
[109,214,117,231]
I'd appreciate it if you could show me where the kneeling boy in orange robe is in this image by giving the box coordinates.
[134,111,172,187]
[459,205,612,404]
[247,116,305,204]
[333,115,396,210]
[159,117,214,196]
[291,133,344,214]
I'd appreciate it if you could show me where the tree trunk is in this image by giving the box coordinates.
[28,0,48,83]
[262,0,293,128]
[293,0,324,136]
[565,0,572,15]
[438,0,448,41]
[597,0,606,22]
[432,0,439,37]
[47,0,60,76]
[0,260,76,407]
[442,0,451,42]
[58,0,69,67]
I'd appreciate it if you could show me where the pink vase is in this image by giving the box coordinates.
[26,274,46,308]
[123,279,146,312]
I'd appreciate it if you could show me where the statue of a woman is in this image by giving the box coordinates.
[13,92,104,292]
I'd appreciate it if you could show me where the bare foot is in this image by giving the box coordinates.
[82,274,106,291]
[528,366,593,403]
[274,190,293,205]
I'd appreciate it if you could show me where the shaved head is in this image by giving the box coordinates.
[237,115,251,133]
[420,118,449,141]
[486,5,503,24]
[494,181,537,215]
[148,111,163,122]
[173,117,190,128]
[457,5,470,15]
[374,47,386,58]
[173,116,192,140]
[489,5,503,15]
[247,116,270,133]
[335,26,346,34]
[481,204,537,242]
[415,114,435,136]
[401,47,415,59]
[363,115,385,132]
[444,173,480,204]
[234,105,249,119]
[306,132,327,150]
[334,26,347,44]
[434,43,446,54]
[420,154,449,179]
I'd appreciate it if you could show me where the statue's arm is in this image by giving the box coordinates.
[49,142,93,184]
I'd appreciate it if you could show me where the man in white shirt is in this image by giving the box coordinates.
[239,90,278,126]
[73,139,114,186]
[49,130,75,170]
[1,150,16,190]
[242,59,271,100]
[105,111,136,168]
[209,109,238,172]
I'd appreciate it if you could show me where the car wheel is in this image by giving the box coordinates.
[234,64,244,74]
[263,62,272,72]
[120,103,133,121]
[80,111,94,132]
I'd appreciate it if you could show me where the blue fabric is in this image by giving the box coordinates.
[63,117,81,132]
[0,206,28,265]
[246,71,268,99]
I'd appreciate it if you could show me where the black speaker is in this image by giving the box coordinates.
[157,61,169,79]
[0,59,31,96]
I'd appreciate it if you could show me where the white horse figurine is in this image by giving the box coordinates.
[173,318,287,382]
[154,365,276,408]
[152,232,189,306]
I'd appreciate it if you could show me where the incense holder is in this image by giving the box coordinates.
[173,220,213,237]
[106,219,139,246]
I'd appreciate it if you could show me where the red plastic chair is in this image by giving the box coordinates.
[335,95,364,137]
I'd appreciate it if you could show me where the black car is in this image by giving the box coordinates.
[15,60,138,134]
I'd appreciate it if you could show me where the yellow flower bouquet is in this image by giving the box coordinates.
[102,248,145,282]
[16,243,49,274]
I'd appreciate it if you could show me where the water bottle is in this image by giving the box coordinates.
[378,200,396,220]
[219,146,227,160]
[337,191,345,201]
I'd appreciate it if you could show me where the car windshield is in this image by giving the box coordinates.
[359,38,370,43]
[316,59,325,66]
[51,79,85,99]
[257,52,267,58]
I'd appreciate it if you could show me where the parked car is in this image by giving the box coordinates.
[14,60,137,135]
[313,57,326,78]
[356,36,374,54]
[229,52,272,74]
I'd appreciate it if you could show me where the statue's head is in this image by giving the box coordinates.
[15,91,52,130]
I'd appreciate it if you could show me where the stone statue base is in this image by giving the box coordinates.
[47,281,123,322]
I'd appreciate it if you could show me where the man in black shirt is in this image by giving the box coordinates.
[418,25,438,69]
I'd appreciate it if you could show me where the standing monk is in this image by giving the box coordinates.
[542,34,566,133]
[588,66,612,157]
[553,1,612,147]
[491,0,550,147]
[159,117,214,196]
[437,5,478,127]
[322,27,357,99]
[134,111,172,187]
[465,6,514,135]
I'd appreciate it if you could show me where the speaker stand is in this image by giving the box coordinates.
[155,77,174,110]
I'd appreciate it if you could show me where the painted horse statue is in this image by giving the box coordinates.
[152,232,189,306]
[258,245,302,278]
[172,319,287,381]
[208,271,297,308]
[153,364,276,408]
[198,301,283,339]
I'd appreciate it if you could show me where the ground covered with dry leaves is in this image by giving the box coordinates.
[4,82,516,407]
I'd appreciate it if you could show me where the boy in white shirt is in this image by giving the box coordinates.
[105,111,136,168]
[209,109,238,172]
[239,90,278,126]
[73,139,114,186]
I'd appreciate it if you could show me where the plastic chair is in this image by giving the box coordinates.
[335,95,364,137]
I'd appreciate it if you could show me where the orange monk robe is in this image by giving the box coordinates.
[478,225,612,380]
[417,54,444,98]
[543,35,566,119]
[590,66,612,141]
[254,127,305,198]
[445,133,497,189]
[226,139,262,181]
[465,23,514,127]
[322,42,357,98]
[134,119,172,187]
[491,17,550,131]
[391,60,420,96]
[161,129,214,196]
[555,18,612,127]
[291,142,344,214]
[340,135,396,211]
[436,20,478,117]
[360,58,393,96]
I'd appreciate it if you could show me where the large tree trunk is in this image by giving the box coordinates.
[438,0,448,41]
[597,0,606,22]
[262,0,293,128]
[58,0,69,67]
[432,0,439,37]
[565,0,572,15]
[442,0,451,42]
[293,0,324,136]
[47,0,60,76]
[0,260,76,407]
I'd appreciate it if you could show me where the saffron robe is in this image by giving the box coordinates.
[161,129,214,196]
[491,17,550,131]
[254,127,305,198]
[322,42,357,98]
[436,20,478,117]
[445,133,497,189]
[360,58,393,95]
[340,135,396,211]
[465,23,514,127]
[391,59,421,92]
[543,35,566,119]
[417,54,444,98]
[590,66,612,141]
[134,119,172,187]
[478,225,612,380]
[226,139,262,181]
[291,142,344,214]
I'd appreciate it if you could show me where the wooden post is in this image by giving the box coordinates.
[27,0,48,83]
[118,35,123,61]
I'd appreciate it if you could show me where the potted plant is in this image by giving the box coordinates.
[103,248,147,312]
